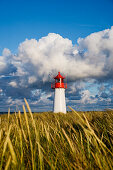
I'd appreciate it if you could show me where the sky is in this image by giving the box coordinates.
[0,0,113,112]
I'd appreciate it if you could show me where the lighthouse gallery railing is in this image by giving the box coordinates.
[51,83,67,89]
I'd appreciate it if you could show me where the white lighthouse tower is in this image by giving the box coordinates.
[51,72,67,113]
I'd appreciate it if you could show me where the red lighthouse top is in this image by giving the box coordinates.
[51,72,67,89]
[54,72,65,79]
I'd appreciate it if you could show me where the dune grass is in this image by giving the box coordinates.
[0,99,113,169]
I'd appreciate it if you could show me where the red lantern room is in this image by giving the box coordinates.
[51,72,67,89]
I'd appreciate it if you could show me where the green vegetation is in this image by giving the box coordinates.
[0,99,113,170]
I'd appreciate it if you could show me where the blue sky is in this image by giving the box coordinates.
[0,0,113,53]
[0,0,113,112]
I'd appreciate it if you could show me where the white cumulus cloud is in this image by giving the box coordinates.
[2,48,11,57]
[0,56,6,73]
[9,81,18,88]
[15,27,113,83]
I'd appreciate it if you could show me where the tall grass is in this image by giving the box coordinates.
[0,99,113,169]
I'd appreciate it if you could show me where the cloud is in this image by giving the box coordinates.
[77,27,113,80]
[2,48,11,57]
[28,76,37,84]
[9,81,18,88]
[0,88,3,93]
[0,48,16,75]
[15,27,113,83]
[68,81,85,94]
[80,90,97,104]
[0,56,6,73]
[0,27,113,111]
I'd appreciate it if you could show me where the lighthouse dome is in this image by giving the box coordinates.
[54,72,65,79]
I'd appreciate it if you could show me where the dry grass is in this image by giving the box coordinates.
[0,99,113,169]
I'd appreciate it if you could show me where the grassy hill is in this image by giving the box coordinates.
[0,99,113,170]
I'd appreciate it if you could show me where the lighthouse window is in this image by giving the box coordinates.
[56,78,63,83]
[57,79,60,83]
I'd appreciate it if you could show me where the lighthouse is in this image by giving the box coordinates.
[51,72,67,113]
